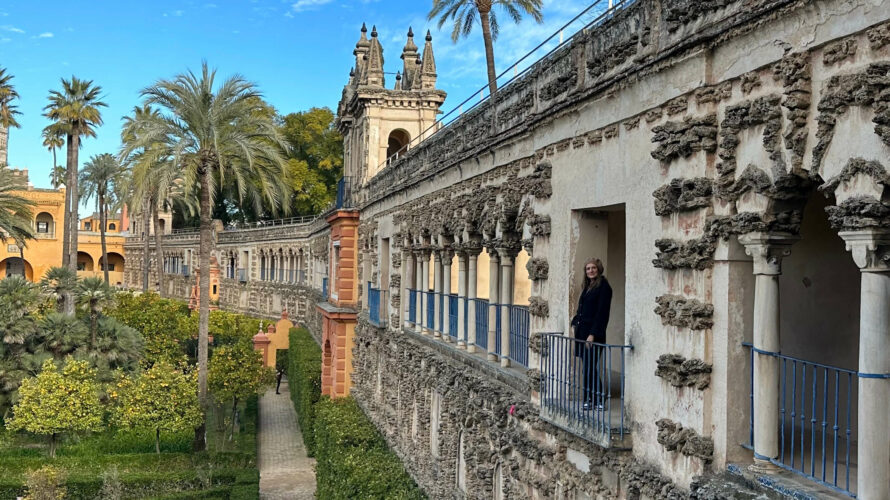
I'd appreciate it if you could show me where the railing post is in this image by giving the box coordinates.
[402,250,414,329]
[740,232,797,468]
[840,229,890,500]
[433,251,443,339]
[442,249,453,336]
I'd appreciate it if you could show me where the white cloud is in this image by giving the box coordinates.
[291,0,333,13]
[204,3,218,8]
[0,37,10,43]
[1,25,24,34]
[37,32,53,38]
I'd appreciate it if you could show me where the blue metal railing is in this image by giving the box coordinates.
[470,298,489,350]
[743,344,857,497]
[438,293,445,335]
[509,305,530,367]
[426,291,435,330]
[322,277,328,300]
[181,265,189,277]
[447,294,458,339]
[540,334,632,443]
[368,281,383,327]
[408,289,417,325]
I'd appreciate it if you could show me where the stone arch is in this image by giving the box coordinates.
[77,251,94,272]
[1,257,33,281]
[387,128,411,160]
[35,211,54,235]
[456,430,467,493]
[103,252,125,272]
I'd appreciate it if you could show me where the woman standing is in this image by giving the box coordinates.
[572,257,612,411]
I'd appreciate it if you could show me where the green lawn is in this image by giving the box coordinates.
[0,397,259,499]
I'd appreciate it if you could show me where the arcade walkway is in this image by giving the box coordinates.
[258,381,316,499]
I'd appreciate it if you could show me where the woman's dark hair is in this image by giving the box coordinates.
[583,257,605,290]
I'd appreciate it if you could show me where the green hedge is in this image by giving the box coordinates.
[314,397,423,499]
[287,327,322,456]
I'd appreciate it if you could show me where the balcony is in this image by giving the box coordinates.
[237,268,247,283]
[539,334,632,449]
[367,281,385,328]
[742,343,858,497]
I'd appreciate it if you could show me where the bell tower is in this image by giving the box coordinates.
[336,25,447,185]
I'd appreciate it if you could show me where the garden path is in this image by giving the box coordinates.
[258,380,316,499]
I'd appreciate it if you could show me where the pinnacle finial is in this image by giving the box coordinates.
[350,68,355,77]
[426,30,432,42]
[371,25,378,37]
[361,22,367,33]
[416,56,422,64]
[395,71,402,80]
[408,27,414,37]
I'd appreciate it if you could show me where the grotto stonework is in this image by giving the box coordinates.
[126,1,890,498]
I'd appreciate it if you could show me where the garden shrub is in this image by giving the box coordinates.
[314,397,423,499]
[287,327,321,456]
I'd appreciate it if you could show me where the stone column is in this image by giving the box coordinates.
[498,247,518,368]
[414,251,423,333]
[442,250,453,337]
[456,250,468,347]
[467,248,480,353]
[421,249,431,335]
[487,251,500,362]
[839,229,890,500]
[401,251,412,329]
[433,251,443,339]
[739,232,797,467]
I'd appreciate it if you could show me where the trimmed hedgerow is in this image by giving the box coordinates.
[287,327,322,456]
[314,397,423,499]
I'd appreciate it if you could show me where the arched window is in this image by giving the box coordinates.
[35,212,54,235]
[108,223,116,231]
[387,129,411,161]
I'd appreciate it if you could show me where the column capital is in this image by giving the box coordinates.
[739,232,799,275]
[497,246,521,262]
[437,248,455,263]
[839,229,890,271]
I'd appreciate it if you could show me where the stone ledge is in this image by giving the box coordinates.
[399,326,530,398]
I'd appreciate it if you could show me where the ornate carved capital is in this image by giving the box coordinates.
[738,232,799,275]
[838,229,890,271]
[497,246,521,262]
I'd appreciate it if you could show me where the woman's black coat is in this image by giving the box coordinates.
[573,277,612,343]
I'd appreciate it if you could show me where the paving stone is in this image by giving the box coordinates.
[258,380,316,500]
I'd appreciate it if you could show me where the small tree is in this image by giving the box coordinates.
[111,362,202,454]
[209,343,274,440]
[23,465,67,500]
[7,359,103,457]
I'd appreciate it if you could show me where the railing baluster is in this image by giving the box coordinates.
[780,357,786,462]
[791,361,797,469]
[821,368,828,481]
[845,374,851,492]
[833,371,839,486]
[801,364,806,472]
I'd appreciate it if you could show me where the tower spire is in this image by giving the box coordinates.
[366,25,384,87]
[353,23,371,85]
[401,27,419,89]
[420,30,438,90]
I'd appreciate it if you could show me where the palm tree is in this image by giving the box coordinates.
[43,77,107,281]
[40,266,78,313]
[42,125,66,188]
[0,67,22,168]
[121,63,289,450]
[77,276,113,346]
[80,154,121,284]
[428,0,543,131]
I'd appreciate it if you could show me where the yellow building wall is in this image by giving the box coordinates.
[0,187,126,284]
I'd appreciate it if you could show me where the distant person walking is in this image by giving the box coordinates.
[571,257,612,411]
[276,368,284,395]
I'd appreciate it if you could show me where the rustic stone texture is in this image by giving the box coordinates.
[651,114,718,163]
[694,82,733,105]
[525,257,549,281]
[352,319,690,500]
[826,196,890,230]
[528,296,549,318]
[773,52,812,170]
[655,354,713,390]
[623,116,641,131]
[740,71,762,95]
[823,37,858,66]
[665,96,689,116]
[716,94,783,198]
[652,178,713,216]
[868,23,890,51]
[654,295,714,330]
[663,0,731,32]
[529,215,552,237]
[813,62,890,173]
[656,419,715,461]
[653,237,718,270]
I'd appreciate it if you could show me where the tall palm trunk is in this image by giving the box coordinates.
[152,200,165,297]
[141,197,150,292]
[66,133,80,276]
[61,136,73,269]
[194,154,213,452]
[99,191,109,285]
[479,9,498,135]
[0,126,8,167]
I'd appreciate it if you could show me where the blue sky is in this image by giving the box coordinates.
[1,0,600,190]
